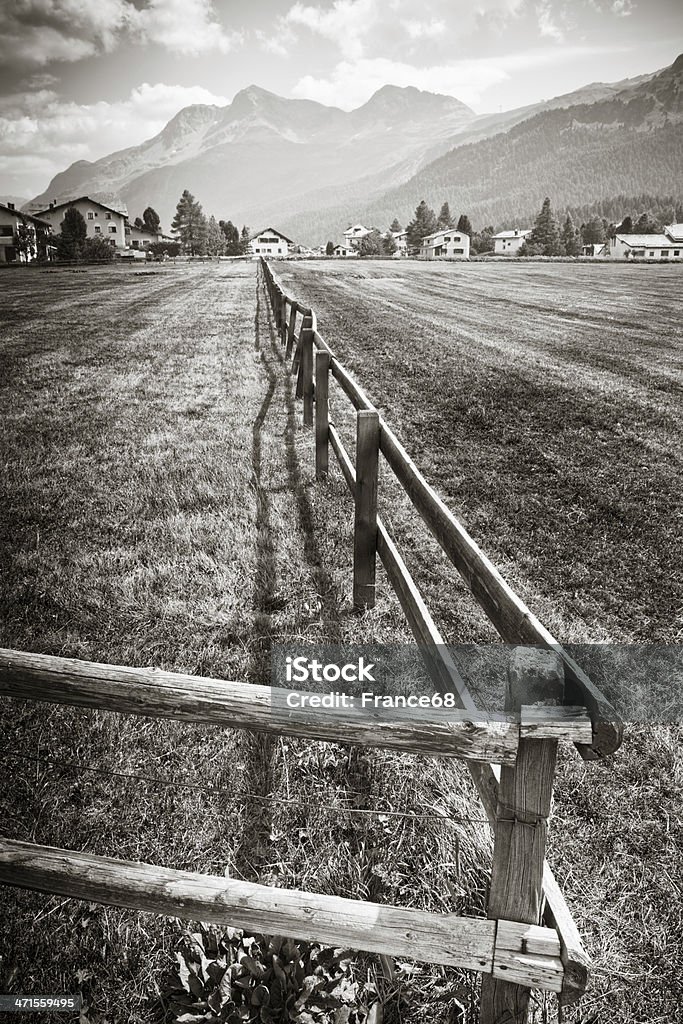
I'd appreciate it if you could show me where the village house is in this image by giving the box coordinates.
[0,202,51,263]
[250,227,293,257]
[492,228,532,255]
[609,224,683,260]
[392,229,408,254]
[125,223,162,250]
[333,243,356,257]
[343,224,371,249]
[36,196,128,249]
[420,228,470,259]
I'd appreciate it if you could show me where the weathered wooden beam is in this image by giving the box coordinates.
[479,648,563,1022]
[379,425,622,759]
[0,649,518,764]
[353,411,380,610]
[301,314,314,424]
[315,350,330,480]
[286,304,297,358]
[0,837,565,991]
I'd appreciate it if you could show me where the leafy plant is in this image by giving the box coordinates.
[165,926,367,1024]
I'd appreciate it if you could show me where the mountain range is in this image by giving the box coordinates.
[26,54,683,245]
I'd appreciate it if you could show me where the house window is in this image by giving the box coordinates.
[674,250,680,256]
[454,248,464,254]
[94,226,101,233]
[254,248,260,253]
[649,251,655,256]
[444,236,450,242]
[109,226,117,233]
[278,248,282,253]
[105,213,111,220]
[662,250,669,257]
[87,212,94,219]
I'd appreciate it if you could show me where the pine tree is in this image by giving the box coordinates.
[239,225,251,255]
[406,200,437,250]
[325,240,335,255]
[582,216,605,245]
[56,206,87,260]
[617,215,633,234]
[382,231,397,255]
[205,215,225,256]
[561,214,580,256]
[143,206,161,233]
[437,202,454,229]
[456,214,473,236]
[134,216,144,229]
[527,197,561,255]
[171,190,206,255]
[389,218,402,233]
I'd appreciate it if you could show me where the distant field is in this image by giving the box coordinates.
[278,259,683,645]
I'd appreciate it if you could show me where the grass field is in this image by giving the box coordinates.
[0,258,681,1023]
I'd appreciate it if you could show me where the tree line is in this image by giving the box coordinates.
[169,189,250,257]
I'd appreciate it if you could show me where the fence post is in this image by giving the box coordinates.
[280,295,288,346]
[286,305,297,359]
[315,351,330,480]
[353,410,380,611]
[479,647,564,1024]
[301,315,314,426]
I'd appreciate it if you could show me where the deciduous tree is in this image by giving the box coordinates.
[143,206,161,233]
[56,206,87,260]
[205,215,225,256]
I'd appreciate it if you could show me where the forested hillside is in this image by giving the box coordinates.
[279,56,683,244]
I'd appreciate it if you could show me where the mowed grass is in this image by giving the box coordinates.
[272,258,683,1022]
[0,262,497,1024]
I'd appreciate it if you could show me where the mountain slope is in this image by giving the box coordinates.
[28,85,474,230]
[278,55,683,242]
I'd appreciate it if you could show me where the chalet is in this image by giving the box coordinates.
[420,228,470,259]
[36,196,128,249]
[609,225,683,260]
[392,229,408,254]
[343,224,371,249]
[0,202,51,263]
[492,229,531,255]
[333,244,356,257]
[126,223,162,250]
[250,228,293,257]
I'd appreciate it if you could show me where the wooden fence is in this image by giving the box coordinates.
[0,257,624,1024]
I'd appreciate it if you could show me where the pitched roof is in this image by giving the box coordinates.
[421,228,466,243]
[615,233,675,247]
[250,227,294,244]
[492,229,532,239]
[665,223,683,241]
[35,196,127,218]
[0,202,51,227]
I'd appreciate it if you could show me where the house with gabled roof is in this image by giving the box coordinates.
[492,229,532,255]
[343,224,371,250]
[0,202,52,263]
[35,196,128,249]
[420,227,470,259]
[610,224,683,260]
[250,227,294,257]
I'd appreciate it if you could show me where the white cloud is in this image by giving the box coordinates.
[0,82,229,196]
[284,0,380,59]
[0,0,238,64]
[536,1,564,40]
[402,19,446,40]
[291,56,510,109]
[291,45,617,110]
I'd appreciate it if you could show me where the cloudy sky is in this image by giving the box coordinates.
[1,0,681,198]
